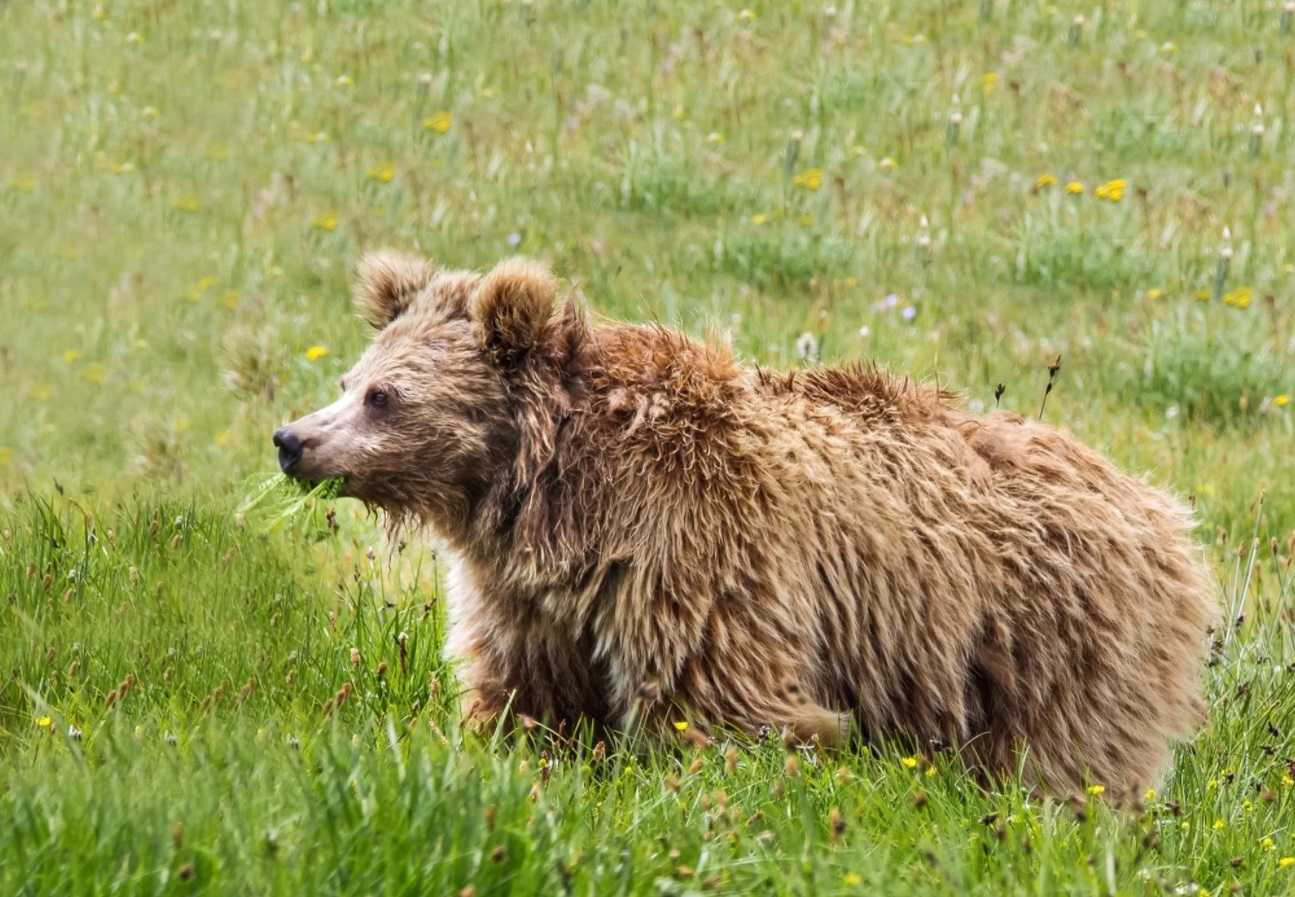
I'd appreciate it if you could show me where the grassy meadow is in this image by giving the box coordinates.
[3,0,1295,893]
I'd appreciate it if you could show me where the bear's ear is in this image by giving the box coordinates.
[469,257,559,367]
[354,252,435,329]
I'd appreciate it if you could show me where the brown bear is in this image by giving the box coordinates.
[274,252,1217,796]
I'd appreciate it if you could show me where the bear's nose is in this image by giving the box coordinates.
[273,428,304,473]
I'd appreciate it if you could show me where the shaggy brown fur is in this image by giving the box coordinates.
[277,252,1218,796]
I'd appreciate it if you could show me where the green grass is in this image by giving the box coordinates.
[2,0,1295,893]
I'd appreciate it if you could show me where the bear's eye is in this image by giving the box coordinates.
[367,389,390,409]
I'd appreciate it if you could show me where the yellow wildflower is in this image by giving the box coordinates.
[422,111,452,133]
[981,72,999,93]
[1035,174,1057,189]
[27,384,50,402]
[1094,179,1126,202]
[925,765,937,777]
[1280,857,1295,868]
[738,9,757,22]
[62,349,83,364]
[335,74,354,87]
[305,346,329,362]
[1274,395,1290,407]
[171,196,199,212]
[793,168,823,190]
[1213,819,1226,831]
[706,132,724,144]
[214,431,231,446]
[126,31,143,44]
[1262,837,1276,851]
[219,290,239,310]
[79,363,107,384]
[751,214,771,225]
[1064,181,1083,195]
[673,720,689,732]
[878,157,898,170]
[1144,788,1156,802]
[1087,784,1106,796]
[842,872,862,885]
[1222,286,1253,308]
[0,447,13,468]
[798,215,814,226]
[36,715,52,727]
[196,277,217,292]
[366,163,396,183]
[900,756,919,769]
[311,212,339,232]
[1282,773,1294,786]
[1146,288,1164,300]
[7,174,35,192]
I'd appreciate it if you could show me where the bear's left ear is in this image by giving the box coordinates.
[469,258,559,367]
[354,252,435,329]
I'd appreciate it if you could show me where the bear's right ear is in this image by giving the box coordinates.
[469,257,559,368]
[353,252,435,329]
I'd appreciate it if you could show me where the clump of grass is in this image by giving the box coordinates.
[237,473,344,532]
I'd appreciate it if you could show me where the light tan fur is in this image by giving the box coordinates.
[278,253,1218,796]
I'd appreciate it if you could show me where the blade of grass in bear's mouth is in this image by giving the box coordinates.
[237,474,345,530]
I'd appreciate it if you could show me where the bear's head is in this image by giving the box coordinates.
[273,252,580,539]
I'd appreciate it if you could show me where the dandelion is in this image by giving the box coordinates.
[878,157,898,170]
[62,349,83,364]
[1094,179,1126,202]
[1035,174,1057,190]
[1213,819,1226,831]
[1087,784,1106,796]
[796,332,820,364]
[1282,774,1294,786]
[1222,286,1253,308]
[306,346,328,362]
[673,720,689,732]
[36,715,52,728]
[171,196,199,212]
[1064,181,1083,195]
[366,163,395,183]
[901,756,919,769]
[311,212,339,231]
[981,72,999,93]
[422,111,452,133]
[925,765,937,777]
[1274,395,1290,408]
[842,872,862,885]
[1280,857,1295,868]
[792,168,823,190]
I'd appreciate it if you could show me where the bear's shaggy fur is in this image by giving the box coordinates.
[278,253,1218,795]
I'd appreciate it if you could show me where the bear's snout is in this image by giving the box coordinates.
[273,428,304,473]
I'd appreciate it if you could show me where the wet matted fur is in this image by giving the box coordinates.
[277,253,1218,796]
